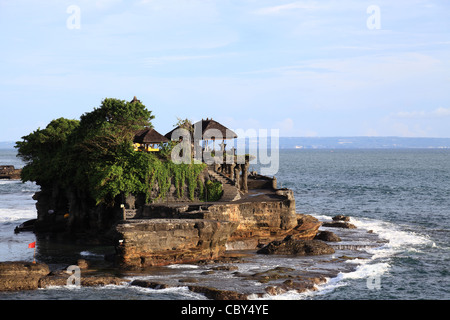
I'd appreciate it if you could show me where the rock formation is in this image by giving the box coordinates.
[22,161,324,270]
[0,261,126,291]
[0,262,49,291]
[314,230,342,242]
[114,219,239,268]
[322,221,357,229]
[0,165,21,180]
[256,236,335,256]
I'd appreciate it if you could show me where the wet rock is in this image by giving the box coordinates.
[0,261,50,291]
[339,255,367,261]
[14,219,36,233]
[265,285,285,295]
[0,165,21,180]
[131,279,247,300]
[263,276,327,296]
[332,215,350,222]
[178,278,199,283]
[38,269,126,288]
[210,265,239,271]
[248,267,296,283]
[130,280,172,289]
[314,231,341,242]
[286,214,322,240]
[38,270,69,287]
[77,259,89,269]
[256,236,335,256]
[80,275,126,287]
[200,270,215,275]
[188,285,248,300]
[322,221,356,229]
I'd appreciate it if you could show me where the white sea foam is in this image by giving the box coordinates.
[80,251,104,258]
[289,214,436,299]
[0,208,36,223]
[130,284,207,299]
[350,216,434,260]
[166,264,199,269]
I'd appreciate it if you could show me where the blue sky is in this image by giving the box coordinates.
[1,0,449,141]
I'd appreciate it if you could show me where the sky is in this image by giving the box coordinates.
[1,0,449,142]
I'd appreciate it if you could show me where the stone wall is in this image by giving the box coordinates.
[140,191,297,241]
[114,190,321,268]
[114,219,239,268]
[206,197,297,249]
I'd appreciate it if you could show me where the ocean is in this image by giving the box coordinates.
[0,148,448,300]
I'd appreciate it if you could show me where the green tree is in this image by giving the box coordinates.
[15,117,80,186]
[70,98,155,204]
[16,98,207,208]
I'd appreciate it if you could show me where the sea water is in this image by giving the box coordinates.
[0,148,448,300]
[274,149,449,300]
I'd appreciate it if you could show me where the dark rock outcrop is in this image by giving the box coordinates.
[188,285,248,300]
[284,214,322,240]
[14,219,36,233]
[38,269,125,288]
[314,230,341,242]
[264,276,327,296]
[130,279,172,289]
[322,221,357,229]
[332,215,350,222]
[256,236,335,256]
[0,262,49,291]
[130,279,248,300]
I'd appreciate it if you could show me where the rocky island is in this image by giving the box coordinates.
[0,165,21,180]
[2,97,381,299]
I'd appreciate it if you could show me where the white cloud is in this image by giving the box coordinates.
[143,55,217,67]
[95,0,122,9]
[390,122,432,137]
[393,107,450,119]
[254,1,326,15]
[274,118,318,137]
[434,107,450,117]
[275,118,295,133]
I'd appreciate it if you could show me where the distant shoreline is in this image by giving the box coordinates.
[2,136,450,150]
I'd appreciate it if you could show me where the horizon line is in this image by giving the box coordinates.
[3,136,450,144]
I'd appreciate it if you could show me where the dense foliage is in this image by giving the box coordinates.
[205,180,223,202]
[16,98,207,205]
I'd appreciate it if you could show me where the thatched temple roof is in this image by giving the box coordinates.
[165,118,237,141]
[134,128,169,144]
[195,118,238,140]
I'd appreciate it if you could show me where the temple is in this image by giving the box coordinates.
[16,96,320,270]
[133,128,169,152]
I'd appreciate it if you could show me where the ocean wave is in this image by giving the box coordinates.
[166,264,199,269]
[128,284,208,300]
[294,214,434,299]
[350,216,434,260]
[0,208,36,223]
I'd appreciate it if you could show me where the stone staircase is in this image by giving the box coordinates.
[208,170,241,202]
